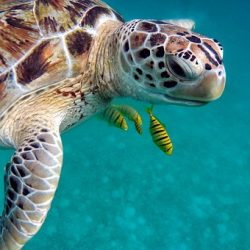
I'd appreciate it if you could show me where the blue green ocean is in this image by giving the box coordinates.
[1,0,250,249]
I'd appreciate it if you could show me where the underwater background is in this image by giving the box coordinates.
[0,0,249,249]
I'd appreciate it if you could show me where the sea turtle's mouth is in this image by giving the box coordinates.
[164,94,209,106]
[137,87,208,106]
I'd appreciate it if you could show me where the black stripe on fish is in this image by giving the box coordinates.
[119,117,124,127]
[114,114,120,124]
[159,142,172,147]
[110,109,117,121]
[151,123,161,129]
[155,135,169,142]
[152,129,165,135]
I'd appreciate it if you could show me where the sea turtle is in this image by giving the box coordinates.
[0,0,225,248]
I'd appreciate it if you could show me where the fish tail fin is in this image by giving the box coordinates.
[146,104,154,115]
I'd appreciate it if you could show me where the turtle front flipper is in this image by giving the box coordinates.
[0,120,63,249]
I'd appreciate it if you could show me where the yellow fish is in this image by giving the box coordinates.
[103,106,128,131]
[146,106,173,155]
[116,105,143,134]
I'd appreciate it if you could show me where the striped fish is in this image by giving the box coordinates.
[103,106,128,131]
[116,105,143,134]
[147,106,173,156]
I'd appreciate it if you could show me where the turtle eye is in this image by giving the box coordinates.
[167,56,200,81]
[169,59,186,78]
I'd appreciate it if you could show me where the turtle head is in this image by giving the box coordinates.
[116,20,225,106]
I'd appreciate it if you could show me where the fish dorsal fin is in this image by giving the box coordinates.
[146,104,155,115]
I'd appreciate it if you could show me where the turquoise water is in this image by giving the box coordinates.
[1,0,250,249]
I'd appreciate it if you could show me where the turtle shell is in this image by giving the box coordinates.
[0,0,124,112]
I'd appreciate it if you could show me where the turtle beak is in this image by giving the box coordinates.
[194,66,226,101]
[169,65,226,103]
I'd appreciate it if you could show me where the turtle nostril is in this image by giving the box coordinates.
[218,71,222,76]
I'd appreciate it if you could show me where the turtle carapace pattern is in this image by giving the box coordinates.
[0,0,225,249]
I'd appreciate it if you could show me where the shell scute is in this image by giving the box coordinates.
[0,0,124,113]
[16,37,69,86]
[0,1,40,74]
[66,29,93,57]
[0,69,21,111]
[80,5,112,28]
[65,28,93,75]
[35,0,122,36]
[35,0,124,35]
[0,73,8,99]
